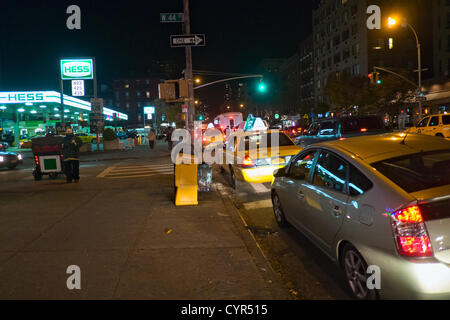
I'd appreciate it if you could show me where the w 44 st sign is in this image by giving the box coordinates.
[160,13,184,23]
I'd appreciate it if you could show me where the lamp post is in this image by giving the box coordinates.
[388,17,423,119]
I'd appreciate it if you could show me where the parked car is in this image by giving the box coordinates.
[0,150,23,169]
[284,125,305,140]
[0,141,8,150]
[406,113,450,138]
[296,115,388,148]
[75,132,98,144]
[271,133,450,299]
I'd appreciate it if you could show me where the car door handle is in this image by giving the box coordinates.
[297,189,305,200]
[332,206,342,217]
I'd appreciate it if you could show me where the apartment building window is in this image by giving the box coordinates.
[352,43,360,56]
[146,91,151,98]
[125,91,130,98]
[353,64,360,75]
[388,38,394,49]
[351,4,357,16]
[351,23,358,36]
[115,92,119,100]
[343,48,350,60]
[136,90,141,97]
[317,63,321,73]
[342,29,350,41]
[126,103,130,110]
[334,52,341,64]
[343,11,349,23]
[333,35,341,46]
[317,79,321,89]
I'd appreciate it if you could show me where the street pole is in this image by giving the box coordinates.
[93,57,100,152]
[418,42,422,120]
[183,0,195,132]
[60,78,64,130]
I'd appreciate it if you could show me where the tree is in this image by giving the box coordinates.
[324,72,375,113]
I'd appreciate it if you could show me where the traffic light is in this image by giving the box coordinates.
[197,115,204,121]
[258,81,267,93]
[376,72,382,85]
[368,72,374,84]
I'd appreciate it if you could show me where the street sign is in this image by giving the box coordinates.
[60,59,94,80]
[144,106,155,114]
[182,104,188,113]
[160,13,184,23]
[170,34,206,47]
[90,98,104,133]
[71,80,85,96]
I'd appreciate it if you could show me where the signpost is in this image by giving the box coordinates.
[71,80,85,97]
[160,13,184,23]
[170,34,206,48]
[90,98,104,151]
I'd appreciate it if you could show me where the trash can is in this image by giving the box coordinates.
[197,163,212,192]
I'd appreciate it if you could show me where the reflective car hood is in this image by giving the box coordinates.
[0,151,18,156]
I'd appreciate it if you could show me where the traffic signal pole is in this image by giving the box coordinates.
[183,0,195,131]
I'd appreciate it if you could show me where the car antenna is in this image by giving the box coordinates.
[400,132,409,145]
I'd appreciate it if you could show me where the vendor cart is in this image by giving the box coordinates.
[31,135,65,181]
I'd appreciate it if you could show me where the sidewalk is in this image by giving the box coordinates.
[0,146,289,299]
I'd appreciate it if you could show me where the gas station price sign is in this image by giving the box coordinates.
[60,59,94,80]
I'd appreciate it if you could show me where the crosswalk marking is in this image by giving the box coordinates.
[243,199,273,210]
[250,183,270,194]
[97,163,173,179]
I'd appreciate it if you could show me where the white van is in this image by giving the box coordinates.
[213,112,244,130]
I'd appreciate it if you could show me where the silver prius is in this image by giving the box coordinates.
[271,133,450,299]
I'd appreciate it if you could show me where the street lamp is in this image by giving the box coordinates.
[388,16,423,119]
[195,78,201,84]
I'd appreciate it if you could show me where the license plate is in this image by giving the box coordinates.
[271,158,285,165]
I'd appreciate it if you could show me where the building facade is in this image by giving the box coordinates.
[299,35,315,113]
[312,0,433,107]
[112,78,160,126]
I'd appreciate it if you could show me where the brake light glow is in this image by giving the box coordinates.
[361,128,368,132]
[391,205,433,257]
[242,155,255,168]
[34,155,39,165]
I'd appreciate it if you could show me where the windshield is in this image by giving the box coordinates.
[239,133,294,151]
[372,150,450,193]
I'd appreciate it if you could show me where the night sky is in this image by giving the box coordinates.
[0,0,317,107]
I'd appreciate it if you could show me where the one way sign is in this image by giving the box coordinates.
[170,34,206,47]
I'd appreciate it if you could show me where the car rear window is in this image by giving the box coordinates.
[341,117,383,133]
[239,132,294,150]
[371,150,450,193]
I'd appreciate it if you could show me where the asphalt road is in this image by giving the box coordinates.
[213,165,353,300]
[0,144,352,299]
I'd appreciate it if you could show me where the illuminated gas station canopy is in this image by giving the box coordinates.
[0,91,128,120]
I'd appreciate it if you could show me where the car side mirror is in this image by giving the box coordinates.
[273,166,288,178]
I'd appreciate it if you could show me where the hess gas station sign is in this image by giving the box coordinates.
[60,59,94,80]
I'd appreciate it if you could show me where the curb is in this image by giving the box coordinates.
[213,182,292,300]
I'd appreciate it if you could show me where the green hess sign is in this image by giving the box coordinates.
[60,59,94,80]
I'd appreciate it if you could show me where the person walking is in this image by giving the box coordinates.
[61,128,82,183]
[147,128,156,150]
[165,126,174,151]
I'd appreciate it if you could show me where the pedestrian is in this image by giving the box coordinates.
[166,126,174,151]
[61,127,82,183]
[147,128,156,149]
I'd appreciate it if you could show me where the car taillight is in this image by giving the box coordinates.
[242,155,255,168]
[361,128,368,132]
[34,155,39,165]
[391,205,433,257]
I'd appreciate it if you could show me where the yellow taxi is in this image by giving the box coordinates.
[75,132,99,144]
[407,114,450,138]
[220,130,301,188]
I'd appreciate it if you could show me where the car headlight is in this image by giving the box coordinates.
[0,156,4,162]
[18,154,23,160]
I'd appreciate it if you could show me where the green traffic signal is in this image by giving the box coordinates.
[198,115,204,121]
[258,82,267,92]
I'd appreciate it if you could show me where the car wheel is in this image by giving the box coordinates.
[49,172,58,180]
[342,244,378,300]
[272,191,288,227]
[229,165,236,189]
[435,133,444,138]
